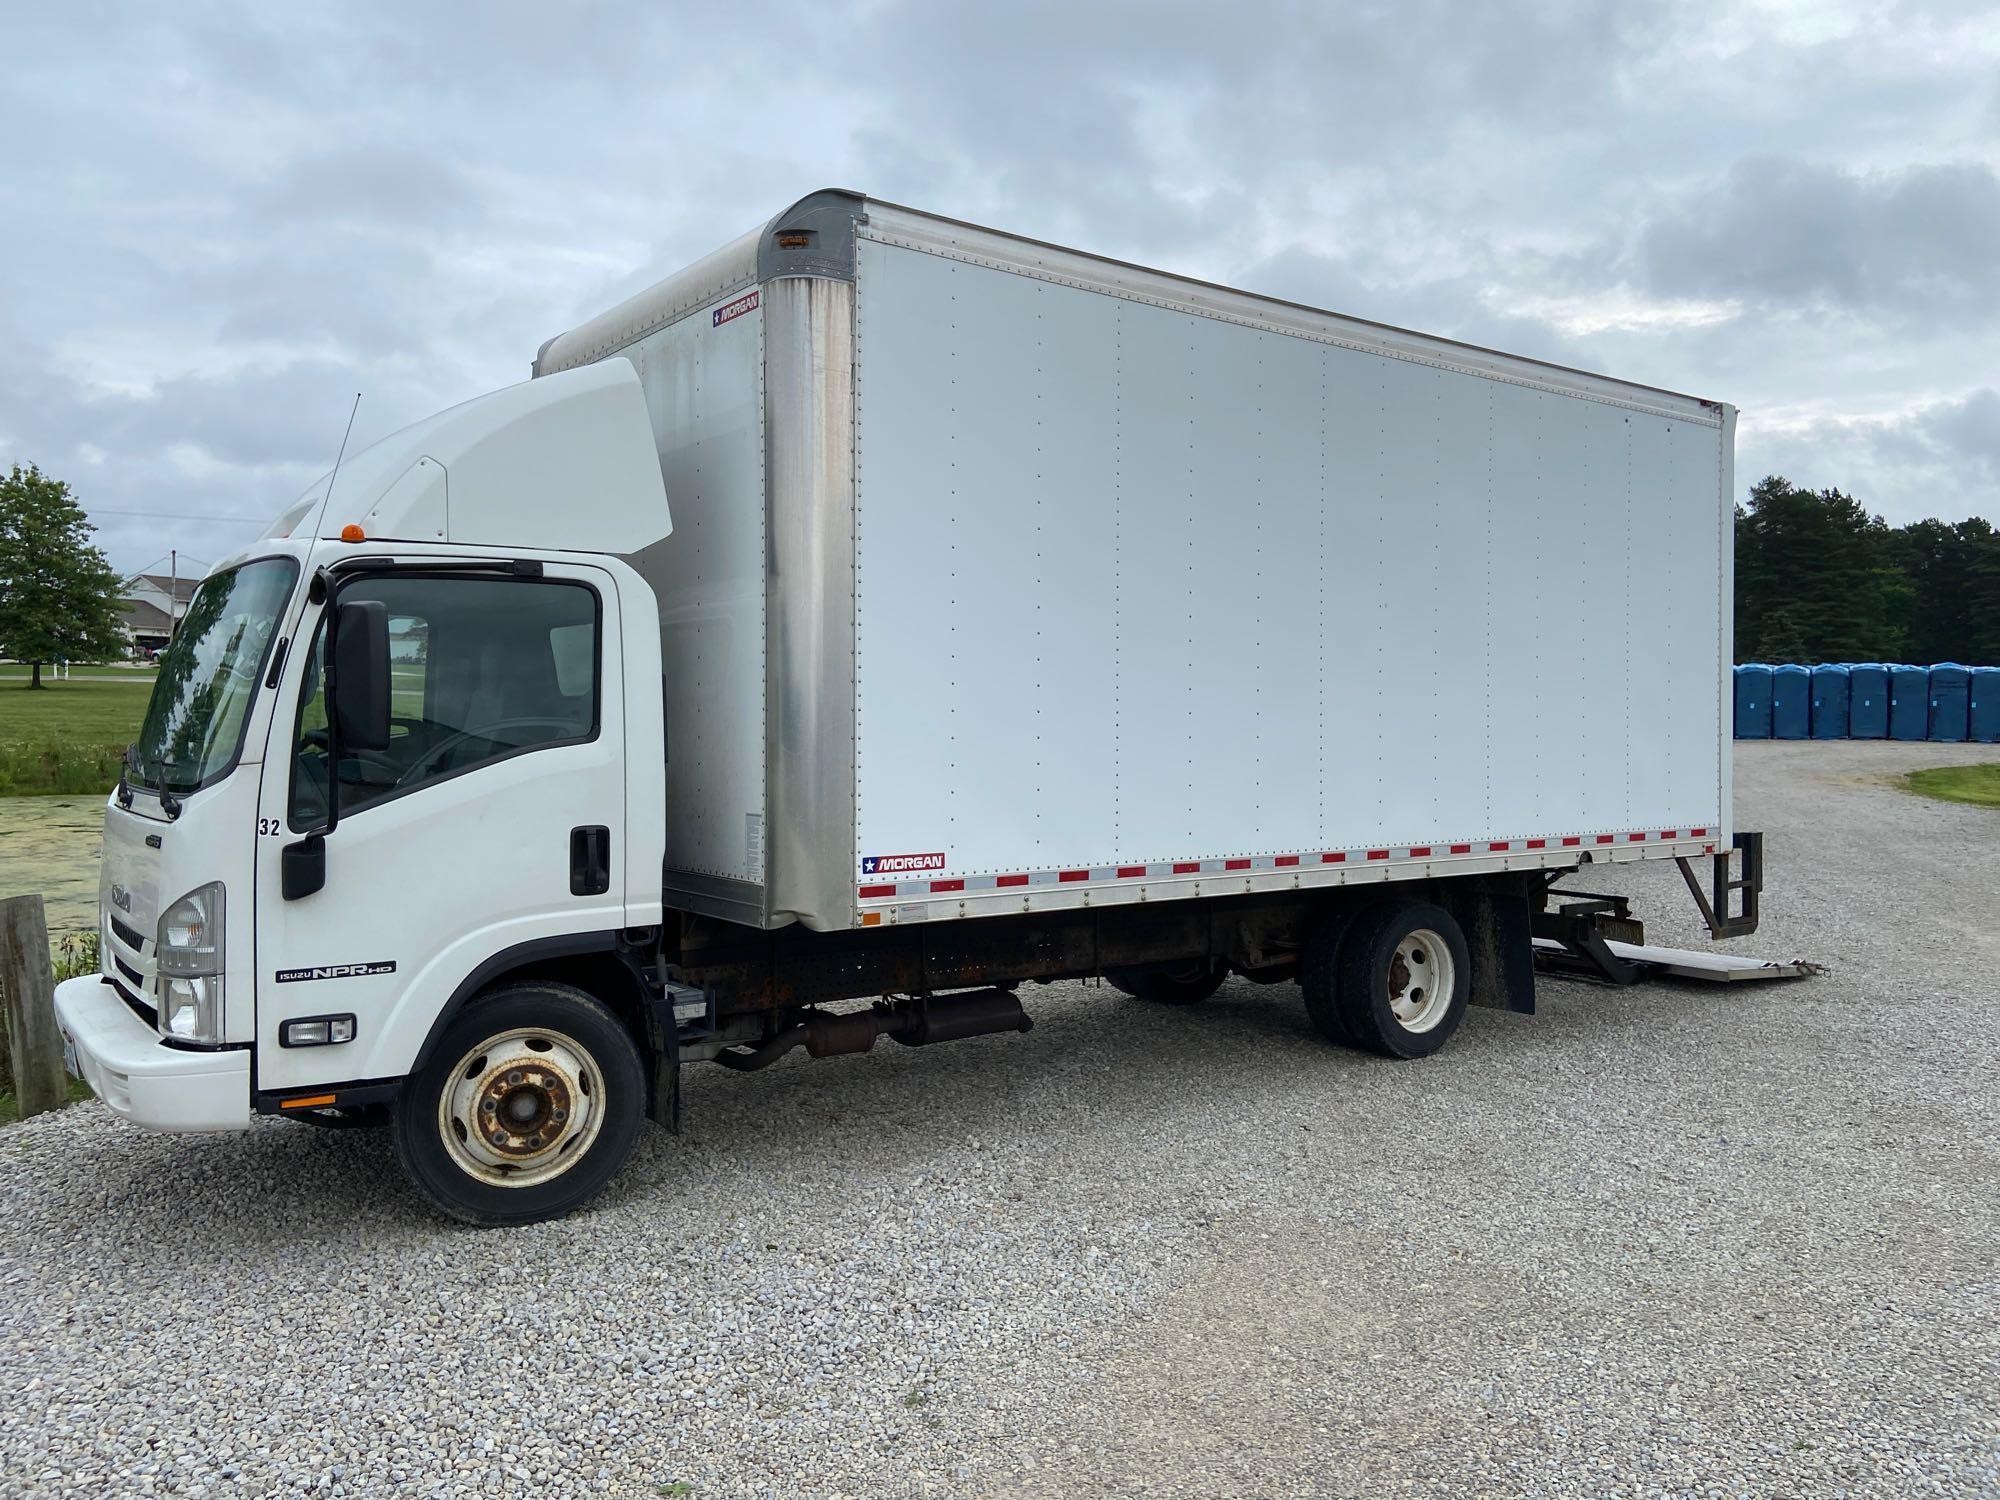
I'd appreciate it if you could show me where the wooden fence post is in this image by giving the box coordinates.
[1,895,68,1119]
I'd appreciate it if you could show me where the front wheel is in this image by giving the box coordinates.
[392,981,646,1226]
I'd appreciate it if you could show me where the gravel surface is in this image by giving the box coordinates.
[2,740,1996,1497]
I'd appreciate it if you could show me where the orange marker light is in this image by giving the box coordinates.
[280,1093,338,1110]
[339,523,366,542]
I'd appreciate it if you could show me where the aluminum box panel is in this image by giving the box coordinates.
[620,296,768,902]
[852,235,1727,898]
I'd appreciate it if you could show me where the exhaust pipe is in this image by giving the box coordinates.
[713,989,1033,1072]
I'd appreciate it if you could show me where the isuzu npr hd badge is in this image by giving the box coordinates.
[275,961,398,984]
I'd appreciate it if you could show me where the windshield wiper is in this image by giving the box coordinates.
[125,742,184,819]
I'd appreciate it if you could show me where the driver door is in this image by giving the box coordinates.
[253,561,627,1094]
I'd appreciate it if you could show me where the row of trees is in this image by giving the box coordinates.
[1735,476,2000,666]
[5,461,1994,682]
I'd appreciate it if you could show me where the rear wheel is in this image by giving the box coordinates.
[392,981,646,1226]
[1332,899,1471,1058]
[1104,959,1226,1006]
[1299,905,1360,1046]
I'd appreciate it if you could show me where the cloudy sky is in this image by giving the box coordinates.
[4,0,1996,577]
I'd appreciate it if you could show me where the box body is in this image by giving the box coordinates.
[538,192,1736,933]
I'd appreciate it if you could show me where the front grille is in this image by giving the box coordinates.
[113,953,146,990]
[110,914,146,952]
[109,973,158,1027]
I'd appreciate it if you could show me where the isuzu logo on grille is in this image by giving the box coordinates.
[109,884,133,913]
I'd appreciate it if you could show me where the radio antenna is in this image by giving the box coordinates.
[307,393,362,542]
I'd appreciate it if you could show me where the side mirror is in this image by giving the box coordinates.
[331,599,391,753]
[282,833,327,900]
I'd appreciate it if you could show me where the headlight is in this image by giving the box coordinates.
[157,882,225,1042]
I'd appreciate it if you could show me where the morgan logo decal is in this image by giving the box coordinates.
[712,289,759,328]
[276,961,397,984]
[862,852,946,876]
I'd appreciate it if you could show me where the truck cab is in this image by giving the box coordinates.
[56,359,677,1225]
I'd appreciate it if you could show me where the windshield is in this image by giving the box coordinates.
[132,557,298,793]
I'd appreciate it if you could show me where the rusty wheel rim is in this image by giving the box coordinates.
[438,1026,605,1188]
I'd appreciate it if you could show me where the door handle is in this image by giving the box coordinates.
[570,826,611,896]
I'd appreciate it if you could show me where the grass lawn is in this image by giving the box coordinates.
[1903,763,2000,809]
[0,672,157,795]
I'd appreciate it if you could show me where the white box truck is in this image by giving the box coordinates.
[55,191,1762,1224]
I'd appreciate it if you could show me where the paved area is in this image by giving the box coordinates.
[1,741,1995,1496]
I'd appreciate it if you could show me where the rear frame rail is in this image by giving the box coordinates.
[1530,881,1647,987]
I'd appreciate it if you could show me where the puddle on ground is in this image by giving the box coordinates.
[0,797,102,935]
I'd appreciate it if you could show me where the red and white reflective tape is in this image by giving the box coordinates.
[856,828,1715,900]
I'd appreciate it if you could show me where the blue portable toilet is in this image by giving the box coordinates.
[1889,665,1929,740]
[1733,664,1772,739]
[1847,663,1889,738]
[1809,663,1851,739]
[1970,666,2000,744]
[1770,664,1811,739]
[1928,663,1971,742]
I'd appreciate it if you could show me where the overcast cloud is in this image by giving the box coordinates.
[4,0,1996,576]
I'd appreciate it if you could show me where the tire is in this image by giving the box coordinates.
[1334,899,1472,1059]
[392,981,646,1227]
[1299,905,1360,1046]
[1104,960,1226,1006]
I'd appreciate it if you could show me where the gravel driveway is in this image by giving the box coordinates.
[3,741,1995,1497]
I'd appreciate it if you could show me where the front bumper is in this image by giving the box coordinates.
[54,976,250,1133]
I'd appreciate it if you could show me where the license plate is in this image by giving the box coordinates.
[62,1032,80,1080]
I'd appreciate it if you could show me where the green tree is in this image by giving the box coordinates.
[1735,477,1902,662]
[0,464,128,687]
[1893,516,2000,665]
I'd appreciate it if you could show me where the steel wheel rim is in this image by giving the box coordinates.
[438,1025,605,1188]
[1386,928,1454,1033]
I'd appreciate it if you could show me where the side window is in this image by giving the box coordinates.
[290,575,599,828]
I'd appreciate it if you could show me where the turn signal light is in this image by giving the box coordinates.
[281,1014,357,1048]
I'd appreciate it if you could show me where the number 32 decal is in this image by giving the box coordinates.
[257,817,283,836]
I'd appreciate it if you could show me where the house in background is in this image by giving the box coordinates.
[119,573,198,657]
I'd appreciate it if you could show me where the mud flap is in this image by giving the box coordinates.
[1439,881,1536,1014]
[651,1058,681,1133]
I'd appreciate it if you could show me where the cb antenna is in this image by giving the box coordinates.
[307,392,363,543]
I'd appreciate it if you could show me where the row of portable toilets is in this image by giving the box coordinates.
[1734,663,2000,741]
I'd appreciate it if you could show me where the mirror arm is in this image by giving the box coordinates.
[319,576,342,838]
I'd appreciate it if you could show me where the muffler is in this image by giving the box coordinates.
[888,988,1034,1046]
